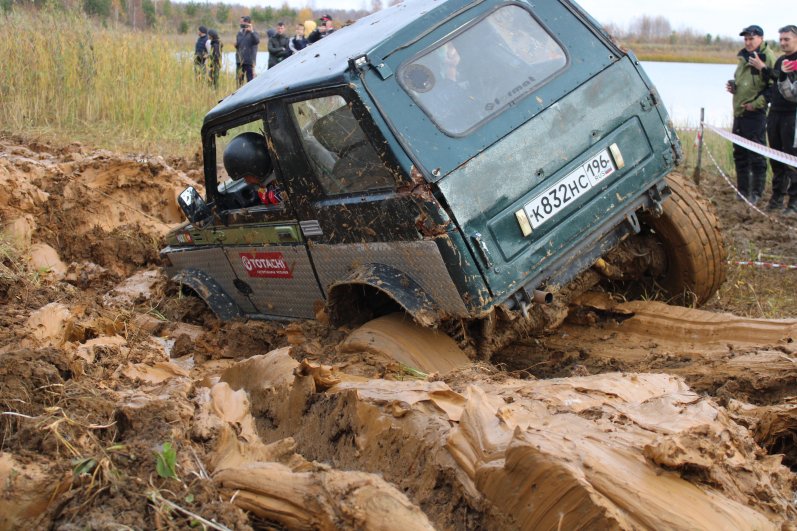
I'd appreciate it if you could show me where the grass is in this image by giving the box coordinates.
[628,44,738,65]
[0,9,237,157]
[675,126,739,191]
[674,126,797,319]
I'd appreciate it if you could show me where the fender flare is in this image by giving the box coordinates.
[172,269,243,321]
[327,263,440,327]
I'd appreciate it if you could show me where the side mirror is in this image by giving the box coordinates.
[177,187,211,223]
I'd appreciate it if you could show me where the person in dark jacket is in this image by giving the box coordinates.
[307,15,335,43]
[267,22,292,69]
[235,16,260,85]
[726,25,776,204]
[234,17,247,85]
[206,29,222,88]
[290,23,308,54]
[752,25,797,214]
[194,26,208,79]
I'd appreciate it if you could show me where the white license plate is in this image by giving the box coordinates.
[524,149,616,229]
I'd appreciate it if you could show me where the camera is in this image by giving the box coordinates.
[240,23,249,29]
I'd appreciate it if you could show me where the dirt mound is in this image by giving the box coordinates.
[212,351,794,528]
[0,134,200,284]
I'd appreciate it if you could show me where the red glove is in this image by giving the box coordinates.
[257,184,283,205]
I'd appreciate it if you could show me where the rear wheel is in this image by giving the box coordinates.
[646,172,727,304]
[611,172,727,305]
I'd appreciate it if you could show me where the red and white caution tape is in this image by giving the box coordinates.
[732,260,797,270]
[703,123,797,168]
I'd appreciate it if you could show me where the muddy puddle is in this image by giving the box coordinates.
[0,134,795,529]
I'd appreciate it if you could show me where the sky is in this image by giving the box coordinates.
[229,0,791,40]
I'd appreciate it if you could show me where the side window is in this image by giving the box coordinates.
[215,120,268,184]
[398,5,567,135]
[212,119,282,211]
[289,95,396,196]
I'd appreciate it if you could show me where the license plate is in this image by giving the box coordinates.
[524,149,616,229]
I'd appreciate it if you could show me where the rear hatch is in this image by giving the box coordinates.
[362,0,676,299]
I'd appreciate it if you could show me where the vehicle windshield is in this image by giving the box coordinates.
[398,5,567,135]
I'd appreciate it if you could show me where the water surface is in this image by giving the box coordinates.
[642,61,735,127]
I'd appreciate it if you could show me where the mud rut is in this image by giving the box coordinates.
[0,135,795,529]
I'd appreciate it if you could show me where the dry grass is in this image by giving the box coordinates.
[709,264,797,319]
[0,9,236,157]
[623,43,738,64]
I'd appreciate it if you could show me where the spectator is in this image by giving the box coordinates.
[194,26,209,79]
[235,16,260,85]
[726,25,775,205]
[752,25,797,214]
[290,23,308,54]
[307,15,335,43]
[234,17,246,85]
[206,29,222,88]
[268,22,292,69]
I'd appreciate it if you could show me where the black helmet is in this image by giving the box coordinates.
[223,132,272,182]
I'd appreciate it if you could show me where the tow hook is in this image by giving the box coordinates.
[625,212,641,234]
[647,185,666,217]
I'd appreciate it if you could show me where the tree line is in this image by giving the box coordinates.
[604,15,738,48]
[0,0,381,32]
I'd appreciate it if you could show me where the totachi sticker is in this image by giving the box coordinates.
[240,252,295,279]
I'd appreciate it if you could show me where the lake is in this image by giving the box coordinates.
[222,53,735,127]
[642,61,735,128]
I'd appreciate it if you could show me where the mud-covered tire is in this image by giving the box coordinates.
[643,172,727,305]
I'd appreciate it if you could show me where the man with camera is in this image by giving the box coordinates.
[307,15,335,43]
[751,25,797,214]
[268,22,292,69]
[235,16,260,85]
[726,25,775,205]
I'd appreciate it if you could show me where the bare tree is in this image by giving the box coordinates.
[629,15,671,42]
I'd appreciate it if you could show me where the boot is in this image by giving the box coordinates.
[767,193,784,211]
[786,197,797,216]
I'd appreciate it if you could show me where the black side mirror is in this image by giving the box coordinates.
[177,187,211,223]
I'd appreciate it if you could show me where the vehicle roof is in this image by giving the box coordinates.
[203,0,447,126]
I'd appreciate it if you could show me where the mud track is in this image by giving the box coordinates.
[0,134,795,529]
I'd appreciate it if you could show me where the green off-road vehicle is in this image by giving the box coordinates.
[164,0,726,362]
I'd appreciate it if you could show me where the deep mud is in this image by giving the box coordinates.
[0,133,796,529]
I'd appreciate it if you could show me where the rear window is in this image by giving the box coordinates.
[398,5,566,135]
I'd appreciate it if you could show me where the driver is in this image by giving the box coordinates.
[223,132,284,205]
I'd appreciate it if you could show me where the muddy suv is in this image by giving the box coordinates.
[163,0,725,356]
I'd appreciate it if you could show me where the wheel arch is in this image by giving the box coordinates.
[171,269,243,321]
[327,263,441,328]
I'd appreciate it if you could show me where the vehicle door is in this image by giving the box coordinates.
[203,113,325,319]
[266,88,462,304]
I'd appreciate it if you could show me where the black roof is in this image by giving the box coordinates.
[203,0,445,125]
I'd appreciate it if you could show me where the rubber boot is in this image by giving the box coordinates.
[786,197,797,216]
[767,193,784,211]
